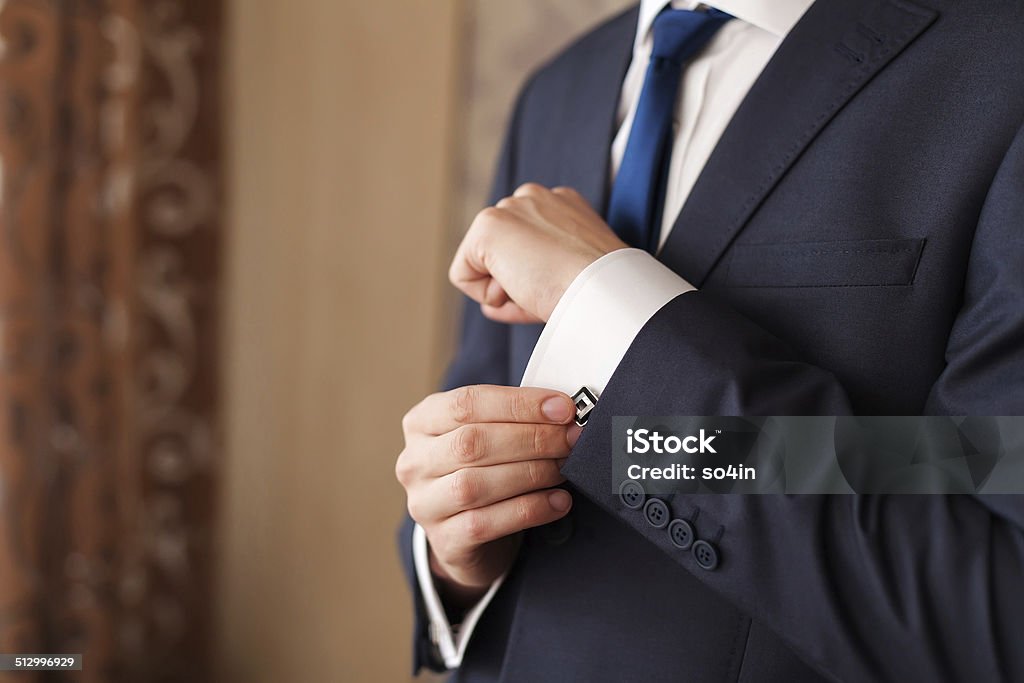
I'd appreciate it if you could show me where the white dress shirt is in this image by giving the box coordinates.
[416,0,813,669]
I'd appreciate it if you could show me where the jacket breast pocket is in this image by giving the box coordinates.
[724,238,925,288]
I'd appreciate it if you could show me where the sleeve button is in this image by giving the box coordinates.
[618,480,646,510]
[642,498,670,529]
[692,540,720,571]
[667,519,695,550]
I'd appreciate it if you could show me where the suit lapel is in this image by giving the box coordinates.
[658,0,938,285]
[556,7,638,212]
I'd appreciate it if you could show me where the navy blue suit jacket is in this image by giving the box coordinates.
[400,1,1024,680]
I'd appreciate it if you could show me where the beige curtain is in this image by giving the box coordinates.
[0,1,222,680]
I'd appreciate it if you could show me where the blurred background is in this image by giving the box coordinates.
[0,0,632,680]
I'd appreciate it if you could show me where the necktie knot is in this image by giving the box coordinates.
[651,8,732,64]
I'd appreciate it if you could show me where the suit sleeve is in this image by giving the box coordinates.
[561,125,1024,682]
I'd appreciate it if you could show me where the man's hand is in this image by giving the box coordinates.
[396,385,582,606]
[449,183,628,324]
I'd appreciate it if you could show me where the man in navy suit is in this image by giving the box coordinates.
[396,0,1024,680]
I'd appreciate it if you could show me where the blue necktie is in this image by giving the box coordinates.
[607,8,732,253]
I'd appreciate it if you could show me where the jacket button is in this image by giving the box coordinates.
[643,498,670,529]
[692,540,720,570]
[667,519,695,550]
[618,480,646,510]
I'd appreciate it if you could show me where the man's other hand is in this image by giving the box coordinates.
[449,183,628,324]
[396,385,582,605]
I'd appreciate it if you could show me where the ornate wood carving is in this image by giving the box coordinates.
[0,0,221,680]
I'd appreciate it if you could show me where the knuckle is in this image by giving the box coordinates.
[476,206,502,224]
[531,425,551,456]
[516,182,542,196]
[449,469,479,508]
[461,510,489,544]
[513,496,538,529]
[406,495,425,523]
[394,449,414,486]
[450,386,477,425]
[452,425,482,464]
[525,459,543,489]
[400,402,419,435]
[509,390,532,423]
[401,394,436,435]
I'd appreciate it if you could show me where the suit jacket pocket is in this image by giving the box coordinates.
[724,238,925,288]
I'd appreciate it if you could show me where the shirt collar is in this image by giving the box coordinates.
[636,0,814,48]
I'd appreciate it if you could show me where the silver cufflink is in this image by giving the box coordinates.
[571,386,598,426]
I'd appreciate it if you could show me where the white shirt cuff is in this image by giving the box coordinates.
[412,523,506,670]
[521,248,695,395]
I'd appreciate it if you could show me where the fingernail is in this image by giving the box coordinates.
[566,424,583,447]
[542,396,572,422]
[548,489,572,512]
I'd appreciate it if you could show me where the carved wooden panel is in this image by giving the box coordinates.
[0,0,222,680]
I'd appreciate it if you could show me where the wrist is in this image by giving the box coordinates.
[542,245,628,320]
[428,549,494,610]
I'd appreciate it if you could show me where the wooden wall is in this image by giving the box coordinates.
[218,1,460,681]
